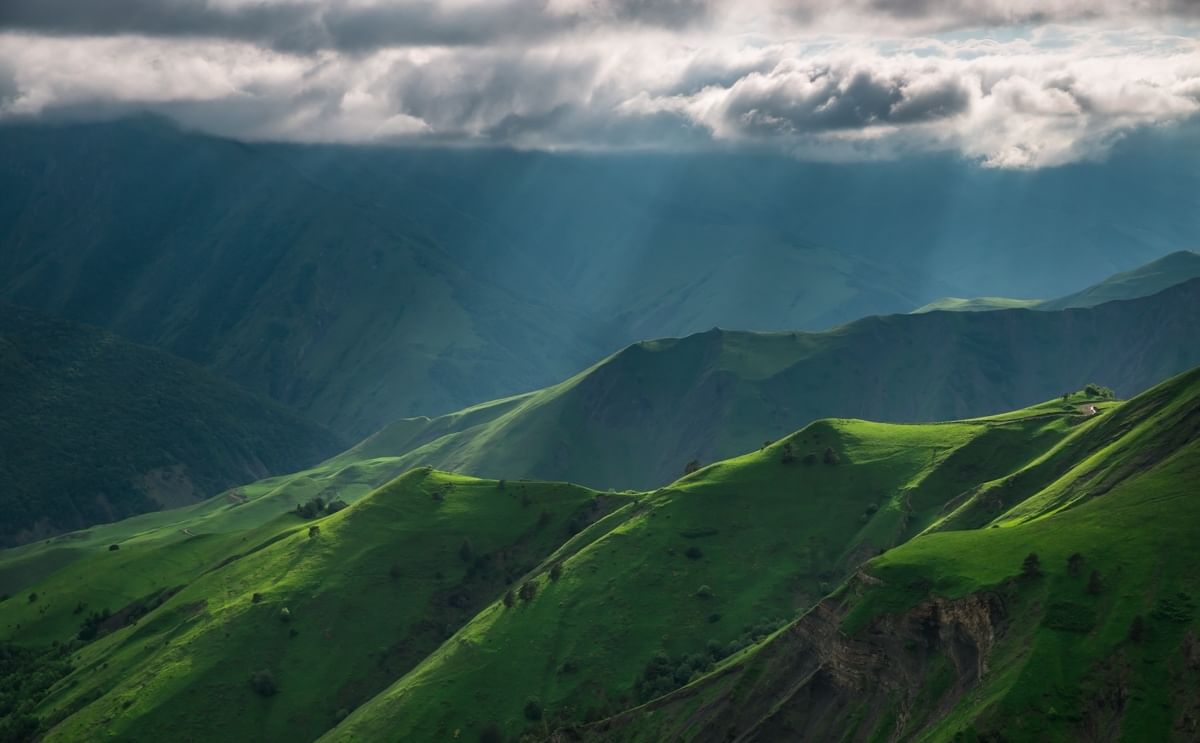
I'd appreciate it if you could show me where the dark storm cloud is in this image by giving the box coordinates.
[0,0,714,51]
[720,65,972,136]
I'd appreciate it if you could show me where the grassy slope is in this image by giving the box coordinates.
[325,279,1200,491]
[0,304,343,546]
[599,367,1200,742]
[323,401,1095,742]
[3,471,620,743]
[913,250,1200,314]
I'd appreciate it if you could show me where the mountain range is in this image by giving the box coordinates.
[0,304,342,546]
[3,117,1197,437]
[3,362,1196,742]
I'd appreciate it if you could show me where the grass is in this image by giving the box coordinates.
[592,366,1200,742]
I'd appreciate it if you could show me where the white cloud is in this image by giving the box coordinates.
[1,3,1198,166]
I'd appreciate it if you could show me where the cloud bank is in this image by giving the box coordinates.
[1,0,1198,166]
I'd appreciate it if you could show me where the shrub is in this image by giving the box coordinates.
[108,544,120,551]
[1067,552,1084,577]
[1086,570,1104,595]
[523,696,544,721]
[307,525,320,539]
[503,590,515,608]
[27,593,37,603]
[279,607,292,623]
[823,447,840,465]
[685,546,704,560]
[518,582,538,602]
[802,453,817,466]
[780,443,796,464]
[479,723,504,743]
[1129,615,1146,643]
[549,562,563,581]
[249,669,279,697]
[251,592,264,604]
[1021,553,1042,578]
[683,459,701,475]
[695,585,713,599]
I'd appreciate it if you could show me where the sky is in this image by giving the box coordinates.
[1,1,1198,168]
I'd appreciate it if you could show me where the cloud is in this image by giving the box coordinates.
[1,1,1199,166]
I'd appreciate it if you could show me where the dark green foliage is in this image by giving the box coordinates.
[503,590,515,608]
[308,525,320,539]
[0,642,73,743]
[549,563,563,581]
[685,546,704,560]
[1066,552,1083,577]
[279,607,292,623]
[823,447,840,465]
[1084,383,1115,398]
[479,723,504,743]
[108,544,120,551]
[518,582,537,602]
[25,593,35,604]
[0,304,342,546]
[1129,615,1146,643]
[523,696,543,721]
[77,608,112,641]
[1021,553,1042,578]
[1151,593,1194,623]
[683,460,701,476]
[1086,570,1103,595]
[294,497,347,520]
[695,585,713,599]
[803,452,818,466]
[249,669,279,697]
[780,443,796,464]
[634,618,786,703]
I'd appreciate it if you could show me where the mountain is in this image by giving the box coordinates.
[327,278,1200,491]
[0,304,342,546]
[3,118,1199,436]
[913,250,1200,314]
[0,381,1117,742]
[583,365,1200,742]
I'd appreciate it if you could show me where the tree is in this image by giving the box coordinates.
[780,443,796,464]
[503,590,515,608]
[549,562,563,581]
[108,544,120,551]
[823,447,840,465]
[1021,553,1042,578]
[308,525,320,539]
[249,669,279,697]
[1087,570,1103,595]
[1067,552,1084,577]
[459,538,474,562]
[683,459,701,476]
[524,696,544,721]
[519,582,538,602]
[1129,615,1146,643]
[685,546,704,560]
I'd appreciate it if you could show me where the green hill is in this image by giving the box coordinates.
[5,119,1198,437]
[581,366,1200,742]
[0,304,342,546]
[3,365,1196,742]
[329,278,1200,491]
[913,250,1200,314]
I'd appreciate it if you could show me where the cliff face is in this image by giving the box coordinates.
[581,587,1008,743]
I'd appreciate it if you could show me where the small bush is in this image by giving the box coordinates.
[1067,552,1084,577]
[251,592,264,604]
[307,525,320,539]
[823,447,840,465]
[549,562,563,581]
[278,607,292,623]
[524,696,544,721]
[1129,615,1146,643]
[518,582,538,602]
[695,585,713,599]
[1021,552,1042,578]
[1086,570,1103,595]
[685,546,704,560]
[108,544,120,551]
[503,590,515,608]
[249,669,279,697]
